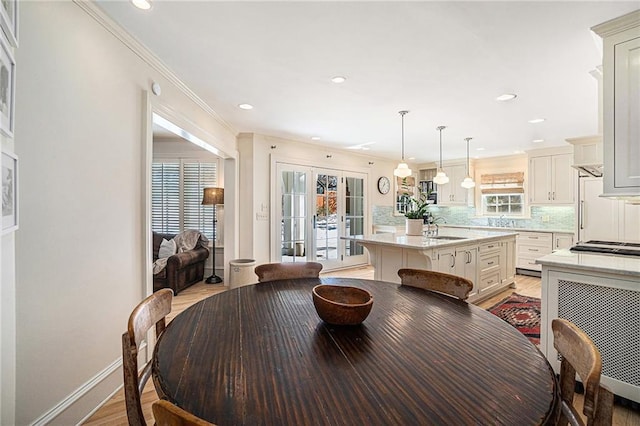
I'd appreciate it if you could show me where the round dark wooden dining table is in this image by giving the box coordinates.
[153,277,558,425]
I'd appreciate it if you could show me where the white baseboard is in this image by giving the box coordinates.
[31,358,122,426]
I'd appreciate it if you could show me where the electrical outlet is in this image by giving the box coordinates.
[541,215,550,222]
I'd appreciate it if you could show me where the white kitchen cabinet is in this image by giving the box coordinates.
[528,153,575,204]
[552,233,574,250]
[478,241,502,294]
[593,11,640,198]
[456,246,478,296]
[437,163,474,206]
[516,231,553,272]
[500,239,516,284]
[579,177,640,243]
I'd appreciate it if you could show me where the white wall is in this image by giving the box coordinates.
[12,2,236,424]
[238,133,401,266]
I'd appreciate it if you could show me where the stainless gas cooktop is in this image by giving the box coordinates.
[570,240,640,257]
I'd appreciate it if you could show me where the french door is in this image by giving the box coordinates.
[275,163,367,270]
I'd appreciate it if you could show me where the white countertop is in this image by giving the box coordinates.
[343,228,517,250]
[536,249,640,278]
[442,224,574,234]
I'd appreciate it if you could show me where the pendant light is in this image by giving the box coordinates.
[433,125,449,185]
[393,110,412,178]
[461,137,476,189]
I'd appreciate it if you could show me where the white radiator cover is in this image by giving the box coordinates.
[542,269,640,403]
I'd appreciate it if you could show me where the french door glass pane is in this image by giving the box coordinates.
[345,176,364,256]
[316,174,338,261]
[281,171,307,262]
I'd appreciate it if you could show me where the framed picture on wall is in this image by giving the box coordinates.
[0,32,14,138]
[0,0,17,47]
[2,150,18,234]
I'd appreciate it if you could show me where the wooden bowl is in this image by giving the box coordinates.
[312,285,373,325]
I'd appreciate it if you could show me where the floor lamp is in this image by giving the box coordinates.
[202,187,224,284]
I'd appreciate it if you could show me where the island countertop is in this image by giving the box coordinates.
[342,228,518,249]
[536,249,640,278]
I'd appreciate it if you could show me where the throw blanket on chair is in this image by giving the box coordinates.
[153,230,209,274]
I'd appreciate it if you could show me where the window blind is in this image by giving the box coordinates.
[151,160,218,240]
[151,162,180,234]
[480,172,524,194]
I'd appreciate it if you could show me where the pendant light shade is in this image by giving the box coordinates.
[461,137,476,189]
[394,111,412,178]
[433,126,449,185]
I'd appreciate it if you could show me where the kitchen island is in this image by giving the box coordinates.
[343,228,517,303]
[536,250,640,403]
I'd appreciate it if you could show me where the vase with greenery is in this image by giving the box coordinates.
[404,193,431,235]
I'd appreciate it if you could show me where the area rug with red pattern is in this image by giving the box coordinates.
[488,293,541,345]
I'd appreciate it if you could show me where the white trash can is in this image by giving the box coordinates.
[229,259,257,289]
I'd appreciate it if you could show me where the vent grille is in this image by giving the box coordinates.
[558,279,640,386]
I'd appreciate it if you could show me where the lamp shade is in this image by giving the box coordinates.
[461,176,476,188]
[433,169,449,185]
[394,162,412,178]
[202,187,224,205]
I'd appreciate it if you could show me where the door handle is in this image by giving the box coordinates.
[313,215,317,229]
[552,192,555,200]
[548,191,551,200]
[580,200,585,230]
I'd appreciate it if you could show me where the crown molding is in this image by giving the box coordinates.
[591,10,640,38]
[73,0,237,137]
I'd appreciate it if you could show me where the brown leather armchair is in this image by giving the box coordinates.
[152,232,209,294]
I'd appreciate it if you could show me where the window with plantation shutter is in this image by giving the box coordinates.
[151,160,218,240]
[152,162,180,234]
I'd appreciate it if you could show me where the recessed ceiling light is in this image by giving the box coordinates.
[131,0,152,10]
[476,147,485,151]
[238,103,253,110]
[311,136,321,141]
[331,76,346,83]
[533,139,545,143]
[408,157,415,160]
[496,93,517,102]
[528,118,545,124]
[514,150,525,154]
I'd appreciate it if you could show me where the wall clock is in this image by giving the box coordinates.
[377,176,391,194]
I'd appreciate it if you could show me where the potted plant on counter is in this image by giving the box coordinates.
[404,193,431,236]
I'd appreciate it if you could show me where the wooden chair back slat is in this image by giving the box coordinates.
[123,288,173,426]
[397,268,473,300]
[255,262,323,283]
[152,399,216,426]
[552,318,614,426]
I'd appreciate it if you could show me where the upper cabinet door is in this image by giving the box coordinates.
[529,153,574,205]
[529,156,552,204]
[551,153,575,204]
[593,11,640,197]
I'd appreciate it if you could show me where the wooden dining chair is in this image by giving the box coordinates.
[397,268,473,301]
[152,399,215,426]
[552,318,614,426]
[255,262,323,283]
[122,288,174,426]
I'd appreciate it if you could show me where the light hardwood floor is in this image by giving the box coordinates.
[84,266,640,426]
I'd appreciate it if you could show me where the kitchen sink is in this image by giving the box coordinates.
[429,236,467,240]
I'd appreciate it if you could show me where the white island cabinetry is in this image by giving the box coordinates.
[537,250,640,404]
[344,229,516,303]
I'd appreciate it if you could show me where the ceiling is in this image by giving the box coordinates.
[96,1,638,163]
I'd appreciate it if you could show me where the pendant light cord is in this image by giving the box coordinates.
[399,110,409,161]
[436,126,446,168]
[465,137,471,174]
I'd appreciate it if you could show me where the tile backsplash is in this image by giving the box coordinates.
[372,205,575,232]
